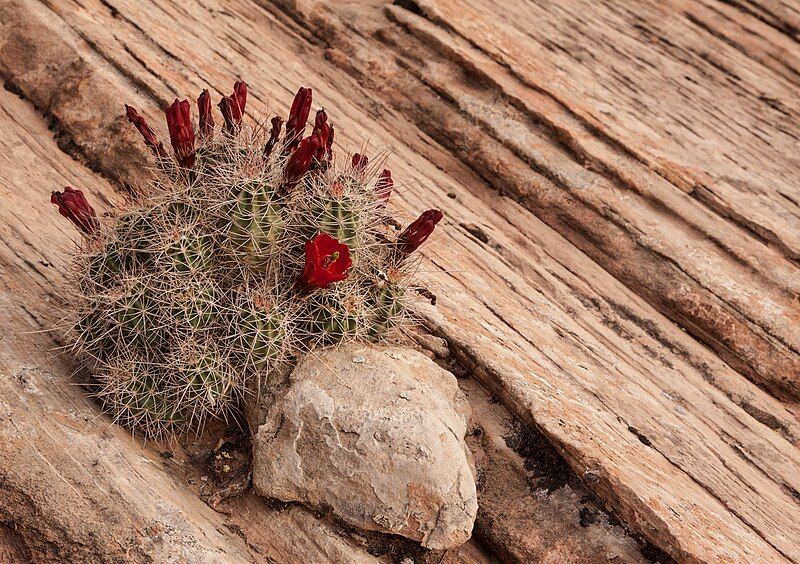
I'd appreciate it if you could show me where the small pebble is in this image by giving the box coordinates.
[352,355,365,363]
[200,475,208,482]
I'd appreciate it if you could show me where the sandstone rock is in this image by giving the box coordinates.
[252,345,477,549]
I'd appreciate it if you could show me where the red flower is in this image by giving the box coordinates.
[165,99,196,168]
[296,233,352,293]
[326,124,335,159]
[375,169,393,206]
[396,209,443,255]
[125,105,168,158]
[311,109,333,163]
[351,153,368,173]
[283,135,321,189]
[51,187,99,235]
[218,81,247,133]
[285,87,312,149]
[264,116,284,158]
[197,89,214,138]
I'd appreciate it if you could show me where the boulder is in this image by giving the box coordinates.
[252,345,477,549]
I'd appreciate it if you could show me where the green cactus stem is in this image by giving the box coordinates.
[228,180,284,270]
[369,282,405,340]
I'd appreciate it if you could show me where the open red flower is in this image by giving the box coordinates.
[285,87,312,149]
[296,233,352,293]
[375,169,393,206]
[218,81,247,133]
[396,209,443,255]
[283,134,321,189]
[264,116,284,158]
[125,105,168,158]
[311,109,333,164]
[197,89,214,138]
[51,187,99,235]
[165,99,196,168]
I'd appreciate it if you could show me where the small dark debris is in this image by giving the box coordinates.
[160,451,173,459]
[392,0,424,17]
[385,217,402,230]
[627,426,653,447]
[3,80,24,98]
[415,287,437,306]
[579,507,597,527]
[505,422,570,492]
[207,441,248,482]
[459,222,490,244]
[446,192,457,199]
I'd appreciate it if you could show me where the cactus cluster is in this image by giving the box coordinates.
[51,81,443,438]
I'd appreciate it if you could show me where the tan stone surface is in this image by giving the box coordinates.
[253,345,477,549]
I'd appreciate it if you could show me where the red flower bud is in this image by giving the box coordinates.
[165,99,196,168]
[326,124,335,158]
[311,109,333,163]
[375,169,393,206]
[264,116,284,158]
[352,153,368,173]
[51,187,99,235]
[396,209,443,255]
[125,105,168,158]
[218,81,248,133]
[285,87,312,148]
[296,233,352,293]
[284,135,321,189]
[197,89,214,138]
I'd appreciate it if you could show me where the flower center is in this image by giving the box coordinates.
[322,251,339,268]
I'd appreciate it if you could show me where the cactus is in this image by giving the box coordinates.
[172,281,219,331]
[233,294,287,372]
[96,359,184,436]
[368,281,406,340]
[115,280,162,350]
[227,180,284,270]
[313,195,361,247]
[55,81,444,438]
[305,290,360,345]
[171,340,233,422]
[167,230,214,274]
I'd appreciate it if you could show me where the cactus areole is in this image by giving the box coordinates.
[51,80,443,438]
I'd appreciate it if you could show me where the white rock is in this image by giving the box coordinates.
[252,344,477,549]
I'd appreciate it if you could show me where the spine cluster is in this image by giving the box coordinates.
[51,81,443,437]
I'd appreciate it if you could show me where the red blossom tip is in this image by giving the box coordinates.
[311,109,333,164]
[197,89,214,138]
[125,104,168,158]
[351,153,368,173]
[51,187,99,235]
[285,87,312,149]
[284,134,322,189]
[375,169,393,206]
[264,116,284,158]
[165,99,196,169]
[296,233,352,293]
[396,209,443,255]
[218,80,248,134]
